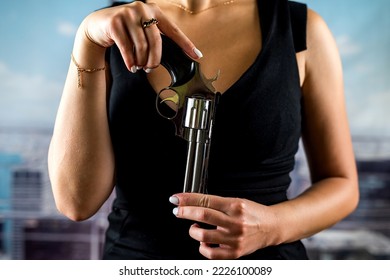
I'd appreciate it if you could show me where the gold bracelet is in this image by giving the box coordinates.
[71,53,105,88]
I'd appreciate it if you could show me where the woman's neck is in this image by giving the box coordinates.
[159,0,234,14]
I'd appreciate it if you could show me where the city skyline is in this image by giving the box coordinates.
[0,0,389,138]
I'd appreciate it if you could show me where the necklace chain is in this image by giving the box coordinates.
[164,0,235,14]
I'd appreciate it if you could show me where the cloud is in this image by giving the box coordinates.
[0,62,62,128]
[57,21,77,37]
[336,35,362,57]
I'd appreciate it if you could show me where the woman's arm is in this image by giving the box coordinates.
[48,24,115,222]
[277,8,359,241]
[48,2,201,221]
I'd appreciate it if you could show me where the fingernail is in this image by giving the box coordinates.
[169,196,179,205]
[193,47,203,59]
[130,65,137,73]
[172,207,178,216]
[136,66,142,70]
[144,68,152,73]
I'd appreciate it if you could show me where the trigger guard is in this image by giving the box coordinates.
[156,87,180,120]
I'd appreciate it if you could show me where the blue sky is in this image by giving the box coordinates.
[0,0,389,137]
[0,0,108,129]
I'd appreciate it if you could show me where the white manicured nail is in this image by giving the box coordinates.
[193,47,203,59]
[172,207,178,216]
[130,65,137,73]
[169,196,179,205]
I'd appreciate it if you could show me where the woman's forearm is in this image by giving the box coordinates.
[271,176,359,244]
[48,25,115,221]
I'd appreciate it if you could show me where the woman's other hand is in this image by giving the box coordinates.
[169,193,280,259]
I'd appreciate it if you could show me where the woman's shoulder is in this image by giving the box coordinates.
[306,7,335,48]
[301,7,343,96]
[304,7,340,66]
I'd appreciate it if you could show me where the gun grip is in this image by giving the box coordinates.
[160,34,196,87]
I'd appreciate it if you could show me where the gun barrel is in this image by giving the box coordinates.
[182,96,216,193]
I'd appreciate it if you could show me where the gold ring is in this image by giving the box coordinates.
[142,18,159,29]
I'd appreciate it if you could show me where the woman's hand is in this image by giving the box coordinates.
[80,1,201,72]
[169,193,281,259]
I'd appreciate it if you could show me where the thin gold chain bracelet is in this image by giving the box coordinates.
[71,53,106,88]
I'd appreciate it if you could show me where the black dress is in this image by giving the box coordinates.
[103,0,309,259]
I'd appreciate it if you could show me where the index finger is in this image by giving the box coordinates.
[171,193,237,215]
[153,5,203,60]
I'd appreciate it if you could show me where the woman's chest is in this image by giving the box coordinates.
[147,5,262,95]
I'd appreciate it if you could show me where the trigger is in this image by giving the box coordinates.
[161,94,179,105]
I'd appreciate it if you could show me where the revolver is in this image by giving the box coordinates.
[156,34,221,193]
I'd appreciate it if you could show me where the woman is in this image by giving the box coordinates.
[48,0,359,259]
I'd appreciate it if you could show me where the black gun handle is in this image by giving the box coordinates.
[160,34,196,87]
